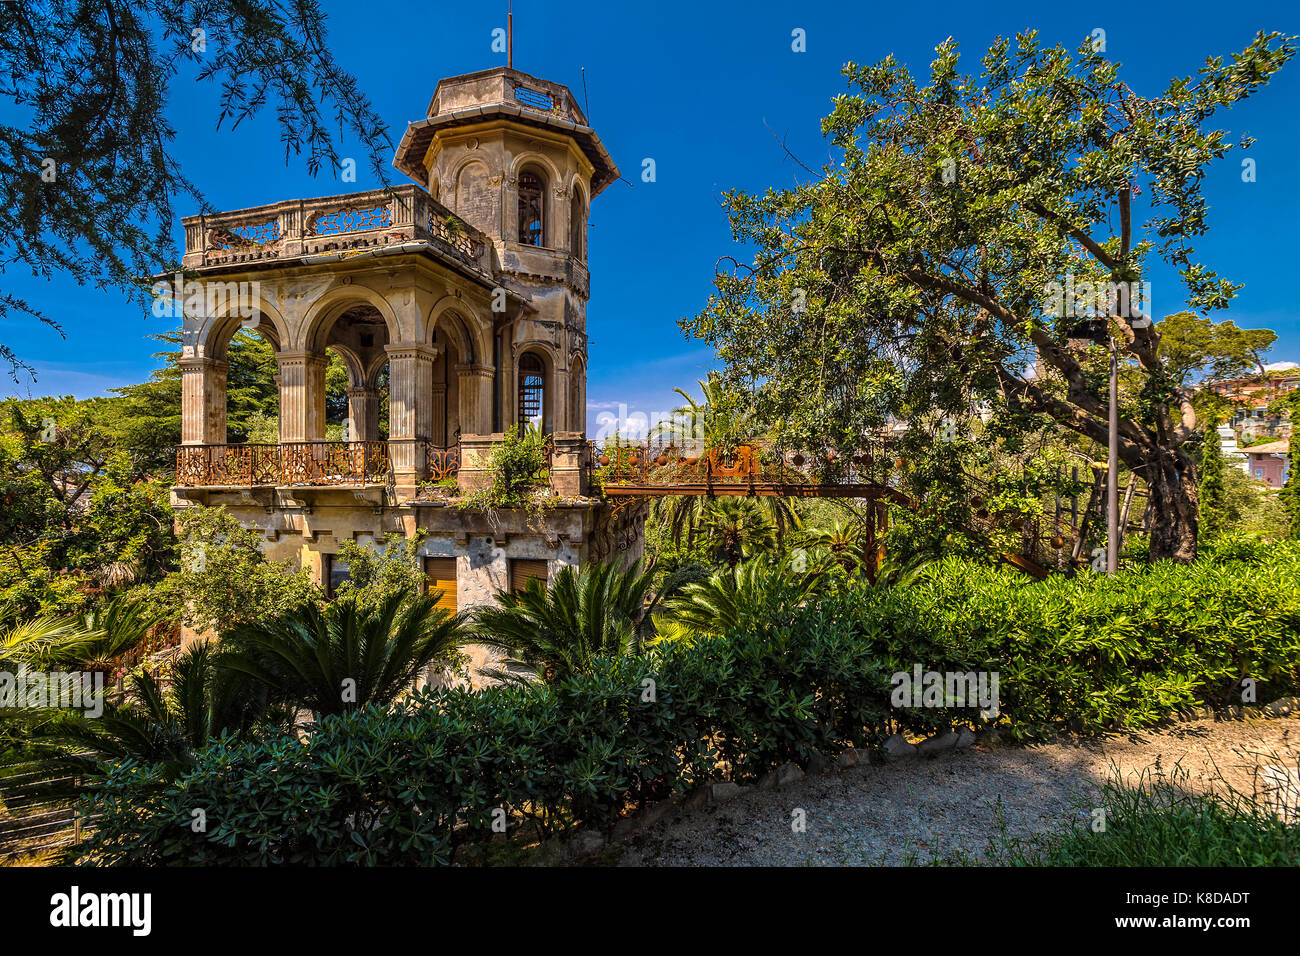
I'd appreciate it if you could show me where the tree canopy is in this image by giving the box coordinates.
[0,0,391,380]
[683,30,1295,561]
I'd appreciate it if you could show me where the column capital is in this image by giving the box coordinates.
[178,356,228,372]
[276,351,329,370]
[385,343,438,363]
[454,362,496,380]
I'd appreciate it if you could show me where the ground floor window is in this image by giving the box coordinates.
[423,556,458,612]
[324,554,350,598]
[508,558,548,593]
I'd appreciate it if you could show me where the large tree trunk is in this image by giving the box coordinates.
[1140,448,1199,562]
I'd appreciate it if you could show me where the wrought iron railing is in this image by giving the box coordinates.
[176,441,392,488]
[176,443,280,486]
[588,437,901,491]
[425,442,462,482]
[279,441,391,486]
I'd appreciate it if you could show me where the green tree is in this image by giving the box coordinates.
[1199,416,1227,541]
[1283,457,1300,539]
[682,32,1295,563]
[1,1,391,380]
[1271,391,1300,538]
[143,505,320,637]
[331,534,428,613]
[0,399,176,616]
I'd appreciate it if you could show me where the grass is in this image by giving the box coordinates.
[985,760,1300,866]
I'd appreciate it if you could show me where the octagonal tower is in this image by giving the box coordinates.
[394,68,618,436]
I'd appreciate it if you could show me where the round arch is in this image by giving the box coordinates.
[513,342,560,434]
[300,284,402,353]
[568,353,587,433]
[427,302,481,365]
[196,294,289,362]
[506,151,564,187]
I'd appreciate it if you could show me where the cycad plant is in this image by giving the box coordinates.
[801,519,872,574]
[20,640,276,787]
[0,595,160,759]
[0,613,89,673]
[472,560,692,683]
[661,557,822,638]
[222,592,468,716]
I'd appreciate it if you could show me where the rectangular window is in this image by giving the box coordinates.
[509,558,549,593]
[423,557,458,612]
[325,554,350,598]
[1255,468,1264,478]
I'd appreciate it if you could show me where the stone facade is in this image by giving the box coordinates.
[169,66,642,652]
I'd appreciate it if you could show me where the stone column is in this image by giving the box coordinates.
[276,352,328,442]
[387,344,437,493]
[456,363,496,436]
[179,358,228,445]
[345,386,380,442]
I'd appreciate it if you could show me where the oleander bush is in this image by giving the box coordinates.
[72,549,1300,865]
[73,615,893,866]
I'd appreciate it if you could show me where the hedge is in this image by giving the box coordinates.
[75,551,1300,865]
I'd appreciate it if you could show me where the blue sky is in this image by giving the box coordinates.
[3,0,1299,431]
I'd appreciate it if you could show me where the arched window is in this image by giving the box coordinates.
[518,171,544,246]
[569,189,585,259]
[518,352,545,429]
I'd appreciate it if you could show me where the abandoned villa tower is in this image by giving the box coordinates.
[169,67,643,654]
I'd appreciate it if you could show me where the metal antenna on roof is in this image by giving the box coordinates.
[581,66,590,121]
[508,1,513,69]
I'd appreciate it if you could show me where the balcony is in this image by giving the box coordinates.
[174,436,598,500]
[180,184,490,273]
[175,441,453,489]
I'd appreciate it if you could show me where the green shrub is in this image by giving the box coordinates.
[73,618,893,865]
[71,551,1300,865]
[462,424,549,510]
[831,550,1300,737]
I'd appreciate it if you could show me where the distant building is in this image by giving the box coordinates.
[1217,423,1248,475]
[1204,367,1299,440]
[1241,439,1290,489]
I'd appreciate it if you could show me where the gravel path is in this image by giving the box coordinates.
[611,717,1300,866]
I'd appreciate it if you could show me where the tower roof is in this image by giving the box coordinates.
[393,67,620,196]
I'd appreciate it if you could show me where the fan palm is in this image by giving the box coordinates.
[698,498,778,568]
[222,592,468,716]
[472,560,694,683]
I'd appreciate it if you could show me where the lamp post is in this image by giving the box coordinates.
[1107,333,1119,573]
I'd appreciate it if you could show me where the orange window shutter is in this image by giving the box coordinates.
[509,558,549,592]
[423,557,458,612]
